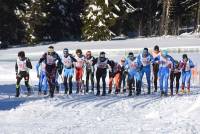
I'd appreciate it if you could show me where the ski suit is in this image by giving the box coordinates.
[108,61,122,94]
[15,57,32,97]
[156,55,174,96]
[137,53,153,94]
[38,52,62,97]
[85,56,95,93]
[170,62,181,95]
[179,59,194,92]
[93,57,112,96]
[36,61,48,94]
[125,57,142,96]
[62,54,77,94]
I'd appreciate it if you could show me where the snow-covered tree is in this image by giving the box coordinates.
[81,0,118,41]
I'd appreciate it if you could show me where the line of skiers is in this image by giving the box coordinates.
[15,45,195,97]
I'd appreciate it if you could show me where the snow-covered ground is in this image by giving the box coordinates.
[0,36,200,134]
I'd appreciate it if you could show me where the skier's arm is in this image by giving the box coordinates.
[15,61,18,75]
[189,59,195,68]
[26,58,32,69]
[92,58,98,65]
[38,53,47,64]
[70,55,77,62]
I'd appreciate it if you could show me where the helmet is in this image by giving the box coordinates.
[86,51,92,57]
[63,48,69,54]
[162,50,168,57]
[76,49,82,55]
[99,51,105,58]
[154,45,159,51]
[18,51,25,58]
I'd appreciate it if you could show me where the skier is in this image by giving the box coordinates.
[38,46,63,97]
[179,54,194,94]
[108,60,122,94]
[62,48,77,94]
[15,51,32,97]
[75,49,85,94]
[155,50,174,96]
[137,48,153,94]
[36,61,48,95]
[93,51,112,96]
[170,60,181,95]
[119,57,127,93]
[125,52,142,96]
[152,45,161,92]
[85,51,95,93]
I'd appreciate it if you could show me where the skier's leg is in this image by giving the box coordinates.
[24,72,31,95]
[163,70,169,96]
[185,71,191,93]
[86,70,90,93]
[170,71,174,95]
[181,72,186,93]
[16,72,23,97]
[153,63,159,92]
[91,71,94,92]
[96,71,101,96]
[102,73,107,96]
[175,72,181,94]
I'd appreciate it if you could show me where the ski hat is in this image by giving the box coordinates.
[76,49,82,55]
[162,50,168,57]
[182,54,188,59]
[128,52,134,57]
[99,51,105,58]
[86,51,92,57]
[63,48,68,53]
[143,48,148,56]
[154,45,159,51]
[18,51,25,58]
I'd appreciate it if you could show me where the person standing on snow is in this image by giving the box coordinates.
[36,61,48,95]
[119,57,127,93]
[74,49,85,94]
[136,48,154,94]
[62,48,77,94]
[125,52,142,96]
[15,51,32,97]
[93,51,112,96]
[179,54,194,94]
[155,50,174,96]
[152,45,161,92]
[38,46,63,97]
[108,60,122,94]
[170,60,181,95]
[85,51,95,93]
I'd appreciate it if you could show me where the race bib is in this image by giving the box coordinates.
[47,55,55,65]
[63,57,72,68]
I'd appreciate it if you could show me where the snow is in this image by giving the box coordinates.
[1,36,200,133]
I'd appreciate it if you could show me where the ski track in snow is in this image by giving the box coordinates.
[1,37,200,133]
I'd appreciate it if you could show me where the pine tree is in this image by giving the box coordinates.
[0,0,27,45]
[81,0,118,41]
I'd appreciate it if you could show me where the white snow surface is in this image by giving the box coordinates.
[1,36,200,134]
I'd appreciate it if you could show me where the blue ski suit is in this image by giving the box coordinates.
[36,62,48,92]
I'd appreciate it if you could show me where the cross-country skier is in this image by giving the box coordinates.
[38,46,63,97]
[152,45,161,92]
[62,48,77,94]
[108,60,122,94]
[155,50,174,96]
[137,48,153,94]
[125,52,142,96]
[75,49,85,94]
[85,51,95,93]
[119,57,127,93]
[179,54,194,94]
[15,51,32,97]
[93,51,112,96]
[36,61,48,95]
[170,60,181,95]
